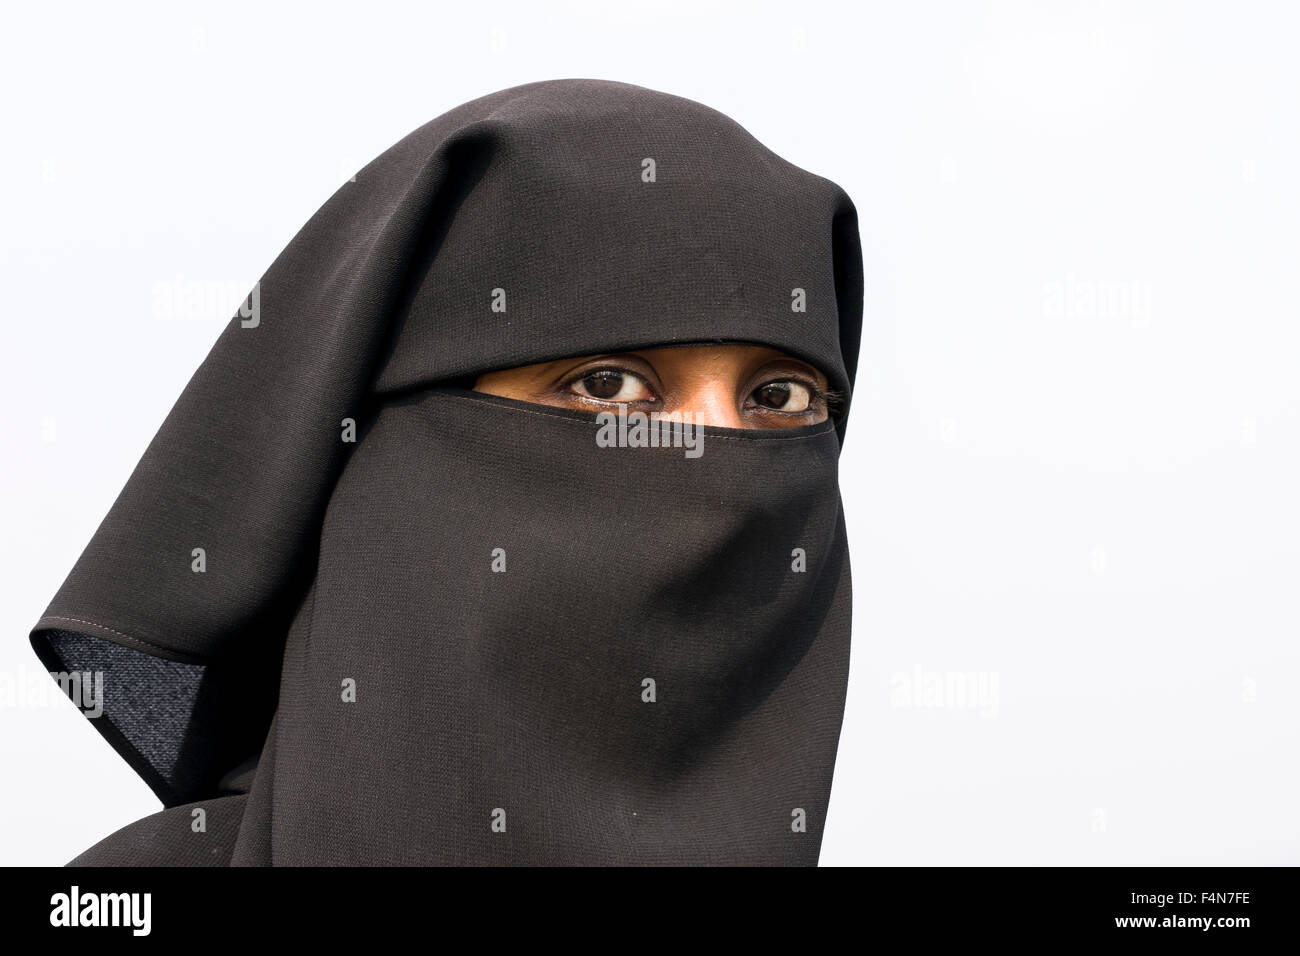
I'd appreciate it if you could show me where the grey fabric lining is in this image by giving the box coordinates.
[42,629,206,786]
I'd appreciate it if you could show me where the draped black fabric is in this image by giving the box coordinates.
[29,78,864,865]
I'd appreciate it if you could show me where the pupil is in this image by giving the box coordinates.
[756,383,790,408]
[585,371,623,399]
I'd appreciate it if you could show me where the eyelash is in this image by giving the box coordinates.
[559,365,831,412]
[745,378,829,414]
[559,366,654,403]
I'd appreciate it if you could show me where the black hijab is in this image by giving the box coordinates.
[30,78,864,865]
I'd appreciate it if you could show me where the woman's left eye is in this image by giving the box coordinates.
[751,380,814,412]
[567,369,655,403]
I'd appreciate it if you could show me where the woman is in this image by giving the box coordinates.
[30,78,863,865]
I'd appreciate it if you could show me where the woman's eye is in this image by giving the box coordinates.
[751,380,813,412]
[568,369,655,403]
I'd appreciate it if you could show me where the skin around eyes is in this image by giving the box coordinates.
[471,344,839,429]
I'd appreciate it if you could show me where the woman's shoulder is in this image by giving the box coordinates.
[66,794,248,867]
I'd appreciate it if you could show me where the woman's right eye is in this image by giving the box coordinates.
[567,369,655,403]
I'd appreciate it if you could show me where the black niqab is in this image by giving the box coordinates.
[30,78,864,865]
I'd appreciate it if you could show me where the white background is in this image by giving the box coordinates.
[2,0,1297,866]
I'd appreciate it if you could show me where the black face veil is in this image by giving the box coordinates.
[30,78,864,866]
